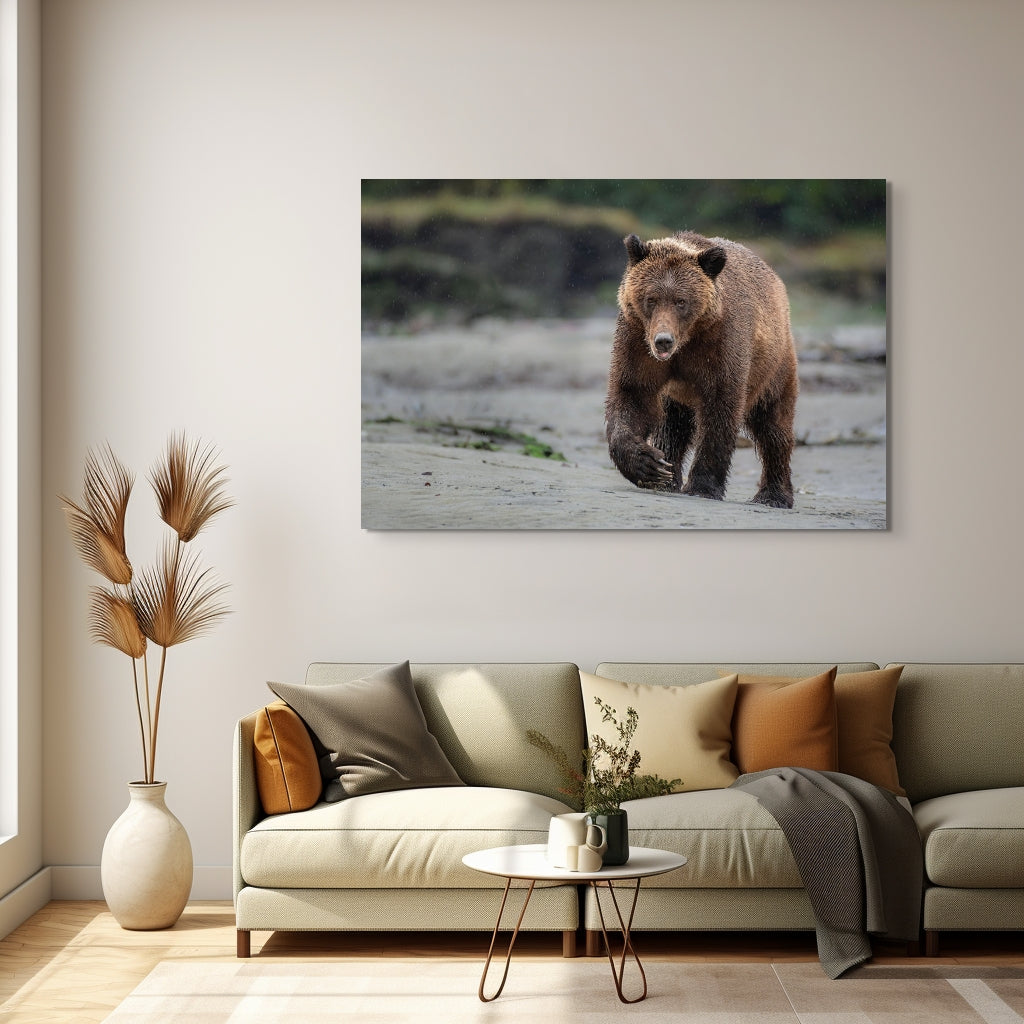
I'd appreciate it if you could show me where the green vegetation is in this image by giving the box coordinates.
[367,417,568,462]
[521,439,564,460]
[361,179,885,242]
[362,180,886,326]
[527,697,681,814]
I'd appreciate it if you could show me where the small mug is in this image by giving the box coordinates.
[566,843,605,873]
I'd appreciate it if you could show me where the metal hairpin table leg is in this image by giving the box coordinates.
[591,877,647,1003]
[476,877,536,1002]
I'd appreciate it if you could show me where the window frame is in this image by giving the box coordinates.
[0,0,42,904]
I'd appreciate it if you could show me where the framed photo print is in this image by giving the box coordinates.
[362,179,887,530]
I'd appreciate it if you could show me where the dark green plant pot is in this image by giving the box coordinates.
[587,809,629,866]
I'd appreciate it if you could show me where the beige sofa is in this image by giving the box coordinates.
[232,661,1024,958]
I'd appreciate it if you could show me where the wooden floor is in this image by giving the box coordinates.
[1,901,1022,1022]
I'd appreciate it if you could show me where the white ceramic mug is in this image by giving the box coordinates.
[546,812,607,869]
[565,843,605,873]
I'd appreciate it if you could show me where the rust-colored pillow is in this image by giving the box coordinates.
[832,666,905,795]
[253,701,322,814]
[732,668,839,775]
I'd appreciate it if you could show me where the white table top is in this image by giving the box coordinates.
[462,844,686,882]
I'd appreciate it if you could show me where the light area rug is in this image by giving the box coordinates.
[102,959,1024,1024]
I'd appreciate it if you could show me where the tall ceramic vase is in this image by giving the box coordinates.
[101,782,193,930]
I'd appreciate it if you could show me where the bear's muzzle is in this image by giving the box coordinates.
[653,331,675,361]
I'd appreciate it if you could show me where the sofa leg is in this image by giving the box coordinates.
[585,929,602,957]
[237,929,251,958]
[562,929,577,957]
[924,930,939,957]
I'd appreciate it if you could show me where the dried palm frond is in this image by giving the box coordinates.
[59,444,134,584]
[150,433,233,543]
[62,435,232,786]
[88,588,147,659]
[131,539,231,648]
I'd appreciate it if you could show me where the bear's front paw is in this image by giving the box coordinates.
[608,432,677,490]
[630,445,677,490]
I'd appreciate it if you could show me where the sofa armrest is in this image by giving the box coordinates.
[233,709,265,902]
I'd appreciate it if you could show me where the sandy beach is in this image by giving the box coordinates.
[361,317,887,530]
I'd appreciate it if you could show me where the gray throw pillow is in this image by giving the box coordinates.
[267,661,464,801]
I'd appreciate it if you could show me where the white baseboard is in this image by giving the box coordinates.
[50,864,232,901]
[0,867,53,941]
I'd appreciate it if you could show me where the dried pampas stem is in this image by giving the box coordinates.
[131,536,231,782]
[131,659,148,783]
[131,539,231,649]
[62,435,231,785]
[60,444,134,585]
[150,433,234,543]
[88,588,147,659]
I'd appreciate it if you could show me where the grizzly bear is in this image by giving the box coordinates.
[605,231,798,508]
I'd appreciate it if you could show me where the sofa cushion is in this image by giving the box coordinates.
[892,664,1024,804]
[732,669,839,774]
[304,662,586,804]
[730,667,905,794]
[580,671,739,793]
[914,788,1024,888]
[240,786,573,889]
[253,701,322,814]
[831,666,905,795]
[268,662,464,801]
[620,789,802,888]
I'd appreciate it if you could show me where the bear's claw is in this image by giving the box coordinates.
[632,447,675,488]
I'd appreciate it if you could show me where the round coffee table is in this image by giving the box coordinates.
[462,843,686,1003]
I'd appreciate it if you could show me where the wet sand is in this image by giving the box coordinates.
[361,317,887,530]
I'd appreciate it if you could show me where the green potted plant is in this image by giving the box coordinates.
[60,434,232,929]
[527,697,679,865]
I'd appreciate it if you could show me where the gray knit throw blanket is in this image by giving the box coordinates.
[731,767,924,978]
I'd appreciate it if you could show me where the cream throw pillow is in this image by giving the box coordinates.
[580,671,740,793]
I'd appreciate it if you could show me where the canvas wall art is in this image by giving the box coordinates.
[361,180,887,530]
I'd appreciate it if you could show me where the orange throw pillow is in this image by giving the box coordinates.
[253,701,322,814]
[732,668,839,775]
[730,667,906,794]
[832,666,905,795]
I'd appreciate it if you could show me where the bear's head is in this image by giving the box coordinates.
[618,234,726,363]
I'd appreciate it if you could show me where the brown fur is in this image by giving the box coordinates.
[605,231,798,507]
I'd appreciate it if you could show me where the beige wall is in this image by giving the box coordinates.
[40,0,1024,893]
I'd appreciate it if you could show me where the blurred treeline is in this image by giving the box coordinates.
[362,179,886,326]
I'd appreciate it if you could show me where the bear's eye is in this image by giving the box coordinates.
[643,297,657,315]
[675,300,688,312]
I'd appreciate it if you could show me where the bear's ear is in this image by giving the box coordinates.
[698,246,727,280]
[624,234,649,267]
